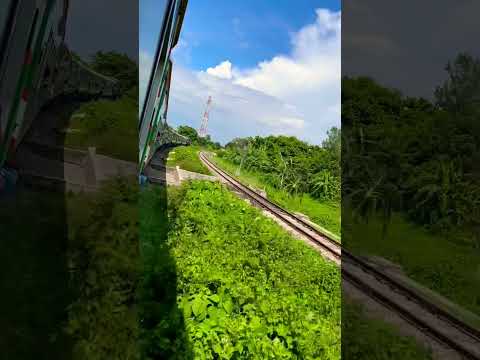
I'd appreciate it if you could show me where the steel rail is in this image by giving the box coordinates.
[200,151,480,359]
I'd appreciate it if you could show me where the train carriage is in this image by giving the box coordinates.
[0,0,120,190]
[139,0,189,174]
[0,0,69,167]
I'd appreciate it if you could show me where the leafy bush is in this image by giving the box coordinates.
[65,92,138,161]
[220,134,340,201]
[213,156,341,237]
[66,177,140,359]
[90,51,138,92]
[342,53,480,239]
[177,125,221,149]
[141,181,341,359]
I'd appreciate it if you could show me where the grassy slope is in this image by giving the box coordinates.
[210,155,479,318]
[0,179,140,359]
[140,180,431,359]
[64,95,137,162]
[0,190,72,358]
[343,301,432,359]
[142,180,341,359]
[212,156,341,237]
[166,145,211,175]
[345,212,480,317]
[65,177,139,359]
[208,157,436,357]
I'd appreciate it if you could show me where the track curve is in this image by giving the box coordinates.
[200,151,480,360]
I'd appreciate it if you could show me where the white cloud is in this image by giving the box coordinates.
[206,60,233,79]
[234,8,340,101]
[145,8,341,145]
[171,38,192,65]
[168,65,305,141]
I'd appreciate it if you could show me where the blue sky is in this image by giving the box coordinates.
[140,0,341,145]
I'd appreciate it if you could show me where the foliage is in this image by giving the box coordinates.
[65,90,138,161]
[322,127,341,162]
[0,190,72,358]
[177,126,199,144]
[213,156,341,237]
[219,134,340,202]
[342,53,480,316]
[141,181,341,359]
[166,145,211,175]
[139,184,193,359]
[66,177,140,360]
[177,125,221,149]
[342,53,480,243]
[90,51,138,92]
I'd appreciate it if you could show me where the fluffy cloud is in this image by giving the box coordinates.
[235,9,340,98]
[167,8,340,145]
[206,61,233,79]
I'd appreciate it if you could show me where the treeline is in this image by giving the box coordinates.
[177,125,221,149]
[343,53,480,241]
[90,51,138,93]
[219,131,341,202]
[72,50,138,93]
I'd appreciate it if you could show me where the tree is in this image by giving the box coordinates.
[177,125,199,143]
[322,126,341,161]
[435,53,480,114]
[90,51,138,92]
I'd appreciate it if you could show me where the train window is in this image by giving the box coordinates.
[140,0,171,125]
[139,0,168,108]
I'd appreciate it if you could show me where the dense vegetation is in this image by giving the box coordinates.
[65,52,138,161]
[65,87,138,161]
[218,131,340,202]
[343,53,480,242]
[66,177,139,359]
[177,125,222,149]
[343,53,480,315]
[213,156,340,237]
[0,189,72,358]
[208,132,341,237]
[0,179,141,359]
[166,145,211,175]
[90,51,138,92]
[140,181,341,359]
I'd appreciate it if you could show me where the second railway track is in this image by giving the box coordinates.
[199,151,480,360]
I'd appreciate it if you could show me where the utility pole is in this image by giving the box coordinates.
[198,95,212,138]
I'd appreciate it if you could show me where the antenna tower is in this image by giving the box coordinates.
[198,96,212,138]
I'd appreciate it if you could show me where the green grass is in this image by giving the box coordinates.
[166,145,211,175]
[0,179,140,359]
[65,177,139,359]
[0,189,73,358]
[141,180,341,359]
[343,301,433,359]
[344,212,480,318]
[212,156,341,238]
[64,94,137,162]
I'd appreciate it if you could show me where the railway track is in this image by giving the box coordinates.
[199,151,480,360]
